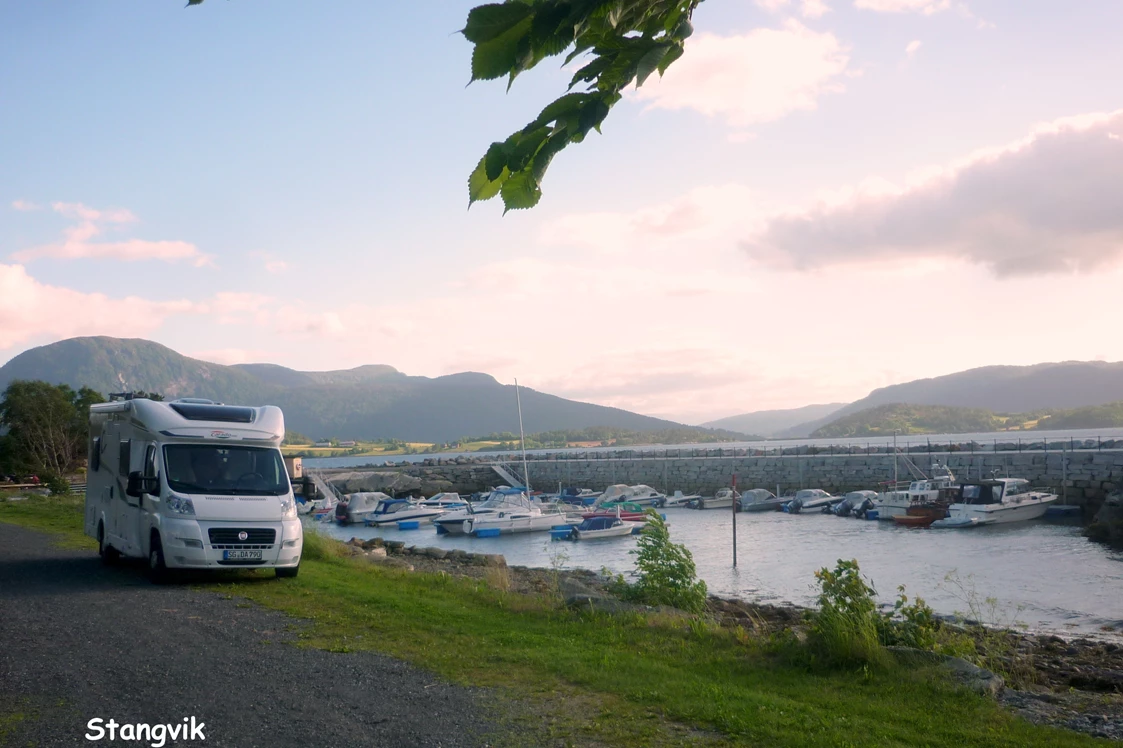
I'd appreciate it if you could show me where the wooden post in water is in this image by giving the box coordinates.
[732,473,738,568]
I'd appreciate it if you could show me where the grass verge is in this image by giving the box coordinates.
[0,497,1111,747]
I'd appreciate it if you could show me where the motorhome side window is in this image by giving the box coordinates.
[118,439,131,478]
[144,444,157,479]
[163,444,289,496]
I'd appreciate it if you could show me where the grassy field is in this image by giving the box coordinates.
[0,496,1109,747]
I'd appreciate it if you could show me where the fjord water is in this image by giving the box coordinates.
[321,509,1123,638]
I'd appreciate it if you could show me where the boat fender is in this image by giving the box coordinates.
[397,520,420,530]
[474,528,502,538]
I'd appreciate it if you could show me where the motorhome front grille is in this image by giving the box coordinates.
[208,528,276,545]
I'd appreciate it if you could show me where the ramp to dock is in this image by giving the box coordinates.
[307,470,344,501]
[491,462,525,488]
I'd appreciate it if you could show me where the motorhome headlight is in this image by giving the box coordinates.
[279,495,296,518]
[166,495,196,516]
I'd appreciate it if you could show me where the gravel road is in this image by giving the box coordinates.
[0,523,506,747]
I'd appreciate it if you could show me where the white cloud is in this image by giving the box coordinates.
[632,22,850,128]
[10,201,212,266]
[906,40,922,57]
[0,263,199,350]
[801,0,831,19]
[755,0,830,17]
[855,0,951,13]
[265,260,289,274]
[11,200,40,212]
[741,110,1123,276]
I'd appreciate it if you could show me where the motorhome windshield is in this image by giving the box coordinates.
[164,444,289,495]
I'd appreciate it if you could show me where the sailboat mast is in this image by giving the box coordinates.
[893,431,898,487]
[515,378,531,492]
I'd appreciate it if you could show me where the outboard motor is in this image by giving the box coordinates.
[833,499,853,517]
[334,500,352,525]
[852,497,874,519]
[783,498,803,514]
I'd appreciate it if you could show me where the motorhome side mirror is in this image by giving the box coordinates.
[126,471,147,498]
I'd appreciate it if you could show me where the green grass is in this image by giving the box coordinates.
[0,497,1110,747]
[0,493,94,550]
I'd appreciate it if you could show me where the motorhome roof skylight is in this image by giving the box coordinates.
[169,403,255,423]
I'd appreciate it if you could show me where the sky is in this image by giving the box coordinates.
[3,0,1123,425]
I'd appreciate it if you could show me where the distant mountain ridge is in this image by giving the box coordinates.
[702,403,845,437]
[0,337,710,443]
[777,361,1123,437]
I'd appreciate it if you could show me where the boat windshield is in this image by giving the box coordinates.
[164,444,289,496]
[476,489,533,511]
[959,483,1004,505]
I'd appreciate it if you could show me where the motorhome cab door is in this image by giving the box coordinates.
[114,439,155,558]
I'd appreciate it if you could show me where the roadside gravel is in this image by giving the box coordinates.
[0,523,506,747]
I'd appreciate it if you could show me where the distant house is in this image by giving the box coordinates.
[338,441,357,447]
[314,441,332,448]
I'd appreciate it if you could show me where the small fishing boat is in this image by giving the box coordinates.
[694,487,739,510]
[738,489,786,513]
[944,478,1058,525]
[556,487,600,506]
[892,504,948,528]
[628,485,667,507]
[875,463,958,521]
[572,514,636,540]
[418,492,468,511]
[663,490,701,507]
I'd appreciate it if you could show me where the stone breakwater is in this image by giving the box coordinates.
[323,445,1123,514]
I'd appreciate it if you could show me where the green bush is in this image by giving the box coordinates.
[620,511,708,614]
[43,473,71,496]
[808,559,886,668]
[300,527,350,561]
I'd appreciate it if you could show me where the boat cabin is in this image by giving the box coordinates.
[957,478,1031,506]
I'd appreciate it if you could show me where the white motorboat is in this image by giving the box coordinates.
[433,487,551,535]
[628,485,667,507]
[571,514,636,540]
[738,488,786,513]
[781,489,838,513]
[943,478,1058,525]
[344,494,445,526]
[694,487,739,510]
[460,496,566,536]
[875,463,958,521]
[664,490,701,507]
[418,492,468,511]
[335,491,396,524]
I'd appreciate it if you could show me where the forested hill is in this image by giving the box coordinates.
[811,401,1123,438]
[0,337,741,443]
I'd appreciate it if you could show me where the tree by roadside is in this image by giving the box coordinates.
[0,380,104,479]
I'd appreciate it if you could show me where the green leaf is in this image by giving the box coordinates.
[500,171,542,213]
[635,44,670,88]
[530,2,575,56]
[509,126,550,171]
[530,133,568,183]
[532,92,590,128]
[471,16,533,81]
[569,54,613,89]
[484,142,509,182]
[462,3,533,44]
[657,44,684,75]
[468,155,509,206]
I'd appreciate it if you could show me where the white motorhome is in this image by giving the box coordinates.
[84,397,303,581]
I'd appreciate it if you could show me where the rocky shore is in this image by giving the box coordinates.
[344,535,1123,741]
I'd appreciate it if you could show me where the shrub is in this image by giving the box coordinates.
[43,473,71,496]
[808,559,886,668]
[620,511,708,614]
[300,528,349,561]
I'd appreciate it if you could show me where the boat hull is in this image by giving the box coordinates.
[574,524,636,540]
[740,499,786,513]
[946,495,1057,524]
[464,514,561,535]
[695,497,735,510]
[362,509,444,527]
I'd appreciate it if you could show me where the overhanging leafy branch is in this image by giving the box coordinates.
[463,0,703,212]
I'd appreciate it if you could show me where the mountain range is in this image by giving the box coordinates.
[0,337,702,443]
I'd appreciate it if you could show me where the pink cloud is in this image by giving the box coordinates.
[10,202,212,266]
[0,263,200,350]
[11,200,41,212]
[633,22,850,128]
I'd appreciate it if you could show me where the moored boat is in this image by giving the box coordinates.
[433,487,536,535]
[694,487,739,510]
[664,490,701,507]
[738,488,786,513]
[356,495,446,526]
[572,515,636,540]
[892,504,947,528]
[944,478,1058,525]
[582,501,650,522]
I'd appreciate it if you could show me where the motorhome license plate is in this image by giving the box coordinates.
[224,550,262,561]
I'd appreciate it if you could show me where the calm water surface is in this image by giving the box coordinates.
[318,508,1123,638]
